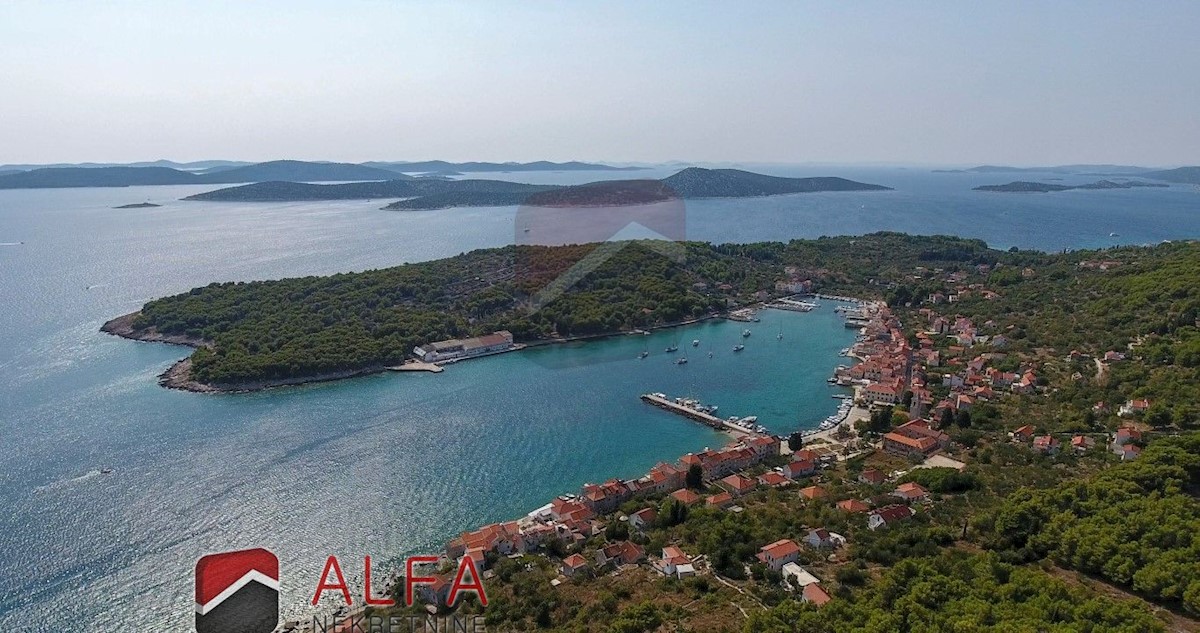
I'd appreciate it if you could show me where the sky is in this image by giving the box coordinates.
[1,1,1197,166]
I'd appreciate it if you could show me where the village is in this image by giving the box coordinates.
[373,265,1149,619]
[287,257,1174,632]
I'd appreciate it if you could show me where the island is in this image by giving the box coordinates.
[0,159,647,189]
[974,179,1170,193]
[112,202,161,209]
[1140,166,1200,185]
[189,167,892,208]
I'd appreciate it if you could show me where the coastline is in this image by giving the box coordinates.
[100,310,742,394]
[101,311,388,393]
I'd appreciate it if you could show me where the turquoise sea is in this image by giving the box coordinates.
[1,167,1198,631]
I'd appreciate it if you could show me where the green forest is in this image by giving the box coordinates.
[122,233,1008,386]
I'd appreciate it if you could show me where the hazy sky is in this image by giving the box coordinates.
[2,1,1197,166]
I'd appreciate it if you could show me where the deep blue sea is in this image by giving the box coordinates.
[0,166,1197,631]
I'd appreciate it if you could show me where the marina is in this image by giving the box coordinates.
[640,393,767,437]
[765,298,819,312]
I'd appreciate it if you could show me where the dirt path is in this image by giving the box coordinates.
[1046,565,1198,632]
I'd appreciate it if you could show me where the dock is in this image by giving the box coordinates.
[386,361,444,373]
[640,393,756,437]
[765,298,817,312]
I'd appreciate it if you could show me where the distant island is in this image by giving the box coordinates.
[0,159,644,190]
[935,164,1155,175]
[194,167,891,209]
[361,160,645,173]
[113,202,161,209]
[1139,166,1200,185]
[974,180,1170,193]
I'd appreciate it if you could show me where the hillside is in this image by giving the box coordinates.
[363,160,644,173]
[0,166,200,189]
[0,160,409,189]
[936,164,1155,174]
[185,180,421,202]
[195,160,406,183]
[975,180,1170,193]
[382,180,671,210]
[194,168,891,206]
[661,167,891,197]
[1141,166,1200,185]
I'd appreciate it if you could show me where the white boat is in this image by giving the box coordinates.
[742,329,751,338]
[692,339,700,347]
[733,344,745,352]
[676,357,688,365]
[639,351,649,359]
[665,345,678,352]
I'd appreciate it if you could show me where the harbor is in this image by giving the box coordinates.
[640,393,767,438]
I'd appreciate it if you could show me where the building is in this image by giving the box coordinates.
[883,431,938,458]
[782,562,821,589]
[868,504,915,530]
[803,528,839,549]
[656,546,695,578]
[561,554,588,577]
[858,469,886,485]
[670,489,702,506]
[892,482,929,502]
[719,473,757,496]
[756,539,801,572]
[629,508,657,531]
[1010,425,1035,442]
[413,331,514,363]
[784,459,817,480]
[863,382,900,404]
[416,576,453,606]
[758,471,790,488]
[799,485,828,501]
[1032,435,1060,455]
[706,492,734,509]
[802,583,832,606]
[836,499,870,513]
[596,541,645,567]
[883,419,950,459]
[1118,399,1151,417]
[1071,435,1095,453]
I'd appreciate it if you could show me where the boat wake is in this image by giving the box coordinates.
[0,241,25,246]
[34,469,112,492]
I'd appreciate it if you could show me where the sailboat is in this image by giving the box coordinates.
[777,322,784,340]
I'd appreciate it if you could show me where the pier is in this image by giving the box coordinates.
[765,298,817,312]
[640,393,757,437]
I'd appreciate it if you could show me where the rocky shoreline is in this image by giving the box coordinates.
[101,311,387,393]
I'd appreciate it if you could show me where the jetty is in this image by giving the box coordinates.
[640,393,757,437]
[765,298,817,312]
[386,360,443,373]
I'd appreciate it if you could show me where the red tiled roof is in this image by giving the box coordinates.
[837,499,870,513]
[670,489,702,505]
[803,583,832,606]
[758,539,800,559]
[800,485,827,500]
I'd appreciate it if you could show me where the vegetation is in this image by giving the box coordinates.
[979,433,1200,615]
[117,233,1052,388]
[745,551,1167,633]
[336,232,1200,631]
[185,166,890,205]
